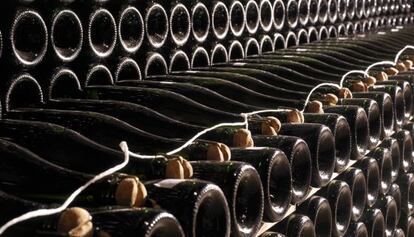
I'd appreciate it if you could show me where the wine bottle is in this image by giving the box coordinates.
[82,85,244,127]
[366,147,393,194]
[0,138,147,208]
[323,105,370,159]
[338,98,382,149]
[143,179,231,237]
[391,130,413,173]
[392,228,405,237]
[230,147,292,222]
[389,184,402,225]
[396,173,414,225]
[143,74,304,109]
[399,214,414,237]
[278,123,335,187]
[344,222,368,237]
[355,158,381,207]
[303,113,352,172]
[297,196,333,237]
[252,135,312,204]
[1,200,93,237]
[375,79,412,120]
[374,195,398,236]
[369,85,405,128]
[190,161,264,237]
[260,232,286,237]
[337,168,367,222]
[45,98,204,139]
[6,108,231,161]
[352,92,394,138]
[318,180,352,237]
[359,208,385,237]
[115,80,259,113]
[90,207,185,237]
[0,6,48,67]
[175,69,308,100]
[0,119,191,180]
[378,138,401,182]
[41,3,83,63]
[273,214,316,237]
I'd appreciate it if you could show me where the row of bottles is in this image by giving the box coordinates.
[1,1,414,237]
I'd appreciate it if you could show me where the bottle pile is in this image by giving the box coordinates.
[0,0,413,237]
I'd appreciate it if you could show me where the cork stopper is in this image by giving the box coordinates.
[338,88,353,99]
[350,81,368,92]
[307,100,324,114]
[395,62,407,72]
[287,109,304,123]
[385,67,399,76]
[404,59,413,70]
[261,120,277,135]
[115,177,147,207]
[363,76,376,86]
[233,129,254,147]
[218,143,231,161]
[207,143,224,161]
[57,208,93,237]
[165,156,193,178]
[267,116,281,133]
[325,93,338,106]
[376,71,388,81]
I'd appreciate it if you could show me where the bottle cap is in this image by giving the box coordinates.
[338,88,353,98]
[207,143,225,161]
[395,62,407,72]
[233,129,254,147]
[363,76,377,86]
[57,207,94,237]
[385,67,399,76]
[350,81,368,92]
[325,93,339,106]
[404,59,413,69]
[307,100,324,114]
[287,109,304,123]
[261,120,277,135]
[267,116,282,132]
[376,71,389,81]
[115,177,147,207]
[218,143,231,161]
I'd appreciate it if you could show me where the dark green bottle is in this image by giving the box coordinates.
[190,161,264,237]
[143,179,231,237]
[374,195,398,236]
[273,214,316,237]
[0,119,187,180]
[344,222,368,237]
[252,135,312,204]
[230,147,292,222]
[378,138,401,182]
[297,196,333,237]
[336,168,367,222]
[366,147,393,194]
[45,98,204,139]
[317,180,352,237]
[0,138,143,208]
[324,105,369,160]
[90,207,185,237]
[83,85,242,127]
[303,113,351,172]
[278,123,335,187]
[391,130,413,173]
[339,98,381,149]
[355,158,380,207]
[359,208,385,237]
